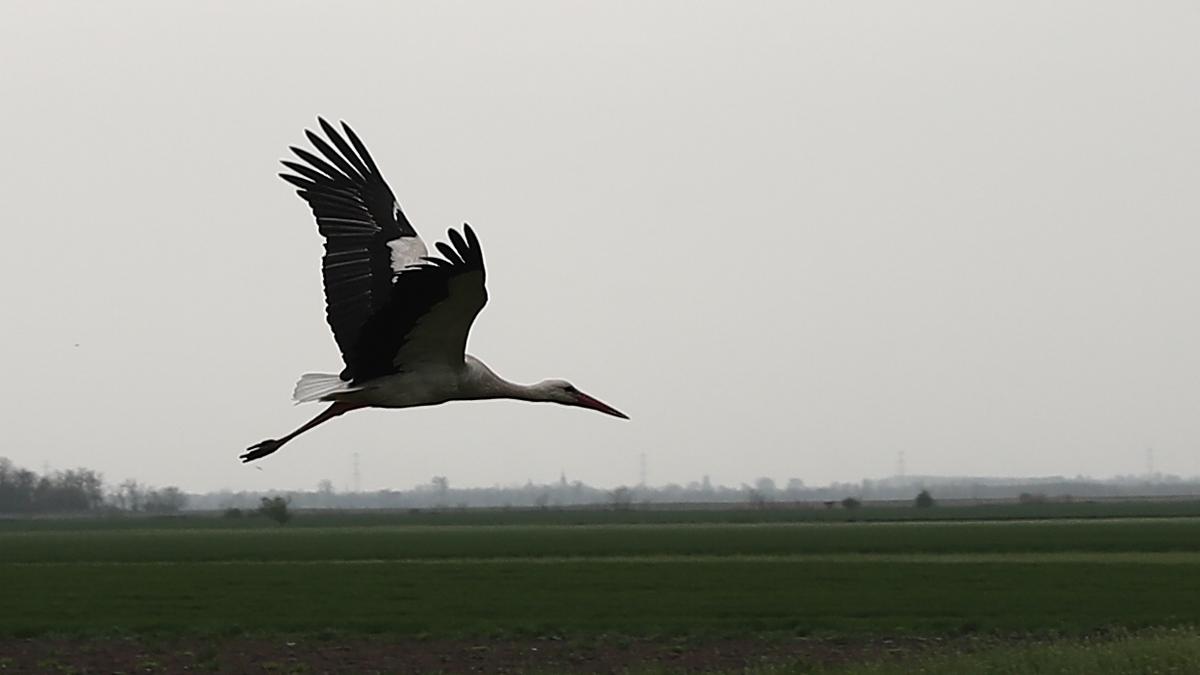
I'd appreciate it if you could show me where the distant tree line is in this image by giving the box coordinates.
[13,453,1197,516]
[186,471,1200,514]
[0,457,186,515]
[109,479,189,514]
[0,459,103,513]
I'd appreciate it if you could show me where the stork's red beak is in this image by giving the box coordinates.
[573,391,629,419]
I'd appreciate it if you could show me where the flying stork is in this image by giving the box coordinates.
[241,119,627,463]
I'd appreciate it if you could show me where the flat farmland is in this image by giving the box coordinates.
[3,511,1200,672]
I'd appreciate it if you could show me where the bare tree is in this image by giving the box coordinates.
[117,479,144,512]
[609,486,633,511]
[144,486,188,513]
[747,489,769,510]
[431,476,449,507]
[754,477,777,496]
[0,460,107,514]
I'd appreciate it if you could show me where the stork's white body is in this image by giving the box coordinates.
[300,356,514,409]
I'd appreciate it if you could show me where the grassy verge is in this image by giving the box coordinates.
[817,629,1200,675]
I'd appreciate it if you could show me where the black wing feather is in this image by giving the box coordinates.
[280,118,420,381]
[318,119,372,179]
[435,241,463,264]
[349,224,487,382]
[280,160,337,186]
[305,131,365,182]
[341,123,384,178]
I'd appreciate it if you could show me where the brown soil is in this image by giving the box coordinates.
[0,634,949,674]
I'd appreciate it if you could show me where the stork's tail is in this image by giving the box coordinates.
[292,373,360,403]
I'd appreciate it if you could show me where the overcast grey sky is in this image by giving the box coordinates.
[2,2,1198,492]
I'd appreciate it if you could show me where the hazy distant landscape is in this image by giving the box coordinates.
[189,471,1200,512]
[7,455,1200,672]
[7,453,1200,516]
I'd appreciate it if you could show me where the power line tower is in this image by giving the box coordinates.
[639,452,647,487]
[352,452,361,493]
[897,451,906,480]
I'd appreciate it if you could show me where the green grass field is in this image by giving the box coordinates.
[3,506,1200,672]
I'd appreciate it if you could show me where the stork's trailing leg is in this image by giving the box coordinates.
[241,402,363,463]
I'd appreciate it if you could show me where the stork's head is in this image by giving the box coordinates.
[537,379,629,419]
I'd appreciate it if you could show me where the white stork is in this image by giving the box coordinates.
[241,119,627,463]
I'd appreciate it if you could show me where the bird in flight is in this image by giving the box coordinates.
[241,119,627,463]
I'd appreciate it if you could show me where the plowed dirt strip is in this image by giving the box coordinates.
[7,551,1200,565]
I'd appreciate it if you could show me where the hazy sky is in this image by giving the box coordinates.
[3,2,1199,493]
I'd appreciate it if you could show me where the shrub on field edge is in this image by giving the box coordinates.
[258,496,292,525]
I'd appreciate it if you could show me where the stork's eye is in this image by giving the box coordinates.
[563,384,578,394]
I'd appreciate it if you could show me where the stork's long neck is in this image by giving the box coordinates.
[463,356,547,402]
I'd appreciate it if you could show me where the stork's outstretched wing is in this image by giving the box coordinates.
[279,118,427,380]
[350,225,488,382]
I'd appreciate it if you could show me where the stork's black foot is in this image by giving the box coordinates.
[241,439,283,463]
